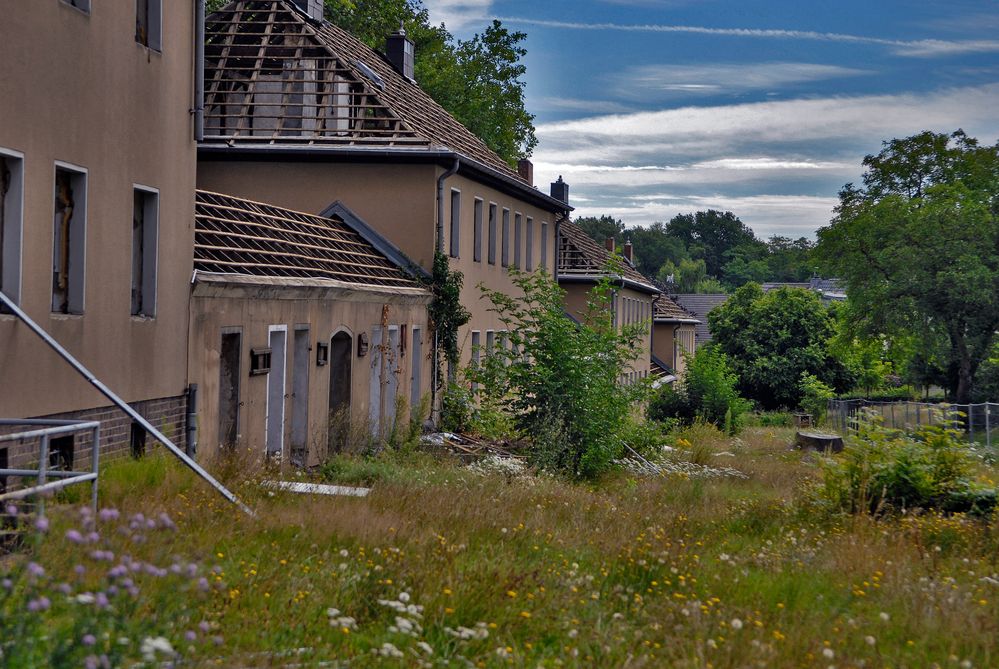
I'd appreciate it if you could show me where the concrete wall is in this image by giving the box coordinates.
[0,2,196,418]
[188,277,431,462]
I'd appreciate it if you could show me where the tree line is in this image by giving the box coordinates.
[574,211,816,293]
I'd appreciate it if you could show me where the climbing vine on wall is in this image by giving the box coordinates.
[428,252,470,381]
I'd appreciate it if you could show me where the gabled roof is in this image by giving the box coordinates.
[194,189,424,289]
[673,294,730,344]
[202,0,519,180]
[557,221,658,295]
[654,296,698,323]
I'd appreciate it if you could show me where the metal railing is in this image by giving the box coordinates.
[0,419,100,516]
[827,399,999,450]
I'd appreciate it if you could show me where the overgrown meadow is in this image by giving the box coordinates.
[2,425,998,667]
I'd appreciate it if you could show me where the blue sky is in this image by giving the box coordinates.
[423,0,999,239]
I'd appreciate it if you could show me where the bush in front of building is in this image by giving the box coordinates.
[648,346,750,435]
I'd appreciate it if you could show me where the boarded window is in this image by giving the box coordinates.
[135,0,162,51]
[541,222,548,271]
[449,189,460,258]
[52,166,87,315]
[514,214,522,270]
[525,217,534,271]
[0,151,24,307]
[131,187,158,317]
[487,203,497,265]
[470,331,480,392]
[473,199,483,262]
[501,208,510,267]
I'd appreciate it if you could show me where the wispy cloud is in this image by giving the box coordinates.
[423,0,494,31]
[532,84,999,237]
[614,62,871,99]
[496,17,999,57]
[533,97,636,114]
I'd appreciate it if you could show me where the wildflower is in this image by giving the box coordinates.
[5,504,18,516]
[1,579,12,591]
[34,515,49,532]
[184,631,197,642]
[140,636,175,661]
[399,592,411,603]
[879,612,890,621]
[83,634,97,646]
[98,508,120,521]
[416,641,433,655]
[66,529,85,544]
[27,562,45,578]
[76,593,96,604]
[377,642,404,658]
[27,597,51,612]
[865,636,876,646]
[84,656,100,669]
[339,549,349,557]
[730,618,743,630]
[822,648,834,659]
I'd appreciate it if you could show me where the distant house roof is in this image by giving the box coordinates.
[194,189,424,290]
[202,1,518,181]
[673,294,730,344]
[654,296,698,323]
[557,221,658,295]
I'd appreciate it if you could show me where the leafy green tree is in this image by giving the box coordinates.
[657,258,725,294]
[628,222,689,277]
[709,284,854,410]
[574,215,625,246]
[816,130,999,402]
[472,265,648,479]
[665,210,764,278]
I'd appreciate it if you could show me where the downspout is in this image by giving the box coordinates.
[431,158,460,424]
[185,383,198,457]
[193,0,205,142]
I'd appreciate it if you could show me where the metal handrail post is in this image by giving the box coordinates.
[38,434,49,517]
[91,424,100,513]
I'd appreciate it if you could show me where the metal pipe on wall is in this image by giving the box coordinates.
[193,0,205,142]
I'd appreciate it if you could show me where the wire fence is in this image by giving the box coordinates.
[827,399,999,451]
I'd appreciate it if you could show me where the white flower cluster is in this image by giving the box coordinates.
[467,455,527,477]
[377,592,424,618]
[139,636,175,662]
[375,642,404,658]
[326,607,357,630]
[445,622,490,640]
[616,457,748,480]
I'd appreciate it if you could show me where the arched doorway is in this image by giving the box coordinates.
[328,330,352,452]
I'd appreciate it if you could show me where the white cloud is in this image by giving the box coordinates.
[533,97,636,114]
[423,0,493,31]
[532,84,999,238]
[615,62,871,99]
[496,17,999,58]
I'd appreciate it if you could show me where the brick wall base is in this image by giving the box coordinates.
[0,394,188,477]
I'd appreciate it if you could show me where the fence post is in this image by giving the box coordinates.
[969,404,975,445]
[987,403,992,450]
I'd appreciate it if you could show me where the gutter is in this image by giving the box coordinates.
[193,0,205,142]
[557,273,659,296]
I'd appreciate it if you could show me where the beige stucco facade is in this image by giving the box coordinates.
[196,159,562,373]
[188,276,431,462]
[0,2,196,418]
[653,321,697,376]
[561,282,654,380]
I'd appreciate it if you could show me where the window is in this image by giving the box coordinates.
[526,218,534,271]
[501,208,510,267]
[61,0,91,13]
[0,149,24,308]
[136,0,163,51]
[471,331,480,391]
[486,330,495,357]
[473,198,483,262]
[514,214,522,269]
[52,164,87,315]
[131,186,158,317]
[487,203,497,265]
[541,222,548,271]
[449,189,460,258]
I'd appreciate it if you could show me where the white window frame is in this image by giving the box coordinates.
[0,147,25,308]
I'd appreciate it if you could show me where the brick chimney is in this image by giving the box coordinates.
[517,158,533,186]
[623,240,634,263]
[605,237,615,252]
[289,0,324,22]
[386,24,415,80]
[550,175,569,204]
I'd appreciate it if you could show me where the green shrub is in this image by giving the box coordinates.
[799,372,835,424]
[473,264,649,479]
[745,412,794,427]
[619,417,675,458]
[813,409,996,516]
[648,346,750,434]
[440,381,473,434]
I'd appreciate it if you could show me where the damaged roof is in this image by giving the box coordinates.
[194,189,424,289]
[654,296,698,323]
[202,0,520,180]
[557,221,658,294]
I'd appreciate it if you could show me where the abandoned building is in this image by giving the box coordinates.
[651,297,699,381]
[195,0,571,386]
[0,1,200,469]
[556,222,659,382]
[189,190,431,463]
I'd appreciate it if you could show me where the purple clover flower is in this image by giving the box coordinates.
[34,515,49,533]
[98,508,119,522]
[66,529,85,544]
[83,634,96,646]
[27,562,45,578]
